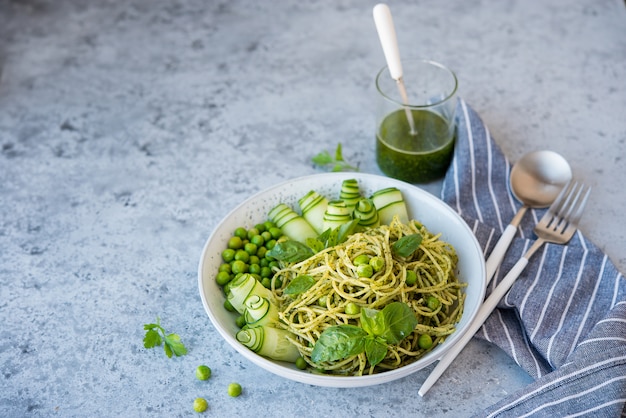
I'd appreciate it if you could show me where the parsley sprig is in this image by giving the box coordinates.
[143,317,188,358]
[312,143,359,172]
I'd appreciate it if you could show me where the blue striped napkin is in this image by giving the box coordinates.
[441,100,626,417]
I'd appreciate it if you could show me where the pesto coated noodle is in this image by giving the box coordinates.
[270,216,466,376]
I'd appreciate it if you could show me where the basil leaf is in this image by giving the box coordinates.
[283,275,315,295]
[360,307,385,337]
[392,233,423,258]
[364,337,388,366]
[324,228,339,248]
[266,240,314,263]
[379,302,418,344]
[335,220,359,245]
[311,325,367,363]
[305,237,325,254]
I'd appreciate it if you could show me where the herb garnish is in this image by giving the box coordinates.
[310,302,418,366]
[312,143,359,172]
[391,233,423,258]
[267,220,359,264]
[143,317,188,358]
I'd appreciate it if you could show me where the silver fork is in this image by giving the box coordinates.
[419,181,591,396]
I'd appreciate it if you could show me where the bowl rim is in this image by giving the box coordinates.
[198,172,486,387]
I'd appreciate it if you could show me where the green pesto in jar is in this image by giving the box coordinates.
[376,109,455,183]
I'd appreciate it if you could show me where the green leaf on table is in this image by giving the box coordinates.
[312,143,359,172]
[164,333,188,357]
[142,317,188,358]
[143,329,162,349]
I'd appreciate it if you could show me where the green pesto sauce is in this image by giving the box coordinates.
[376,109,455,183]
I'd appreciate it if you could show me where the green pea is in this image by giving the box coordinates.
[265,239,277,250]
[222,249,235,263]
[268,261,279,270]
[250,234,265,247]
[218,263,232,273]
[273,278,283,288]
[234,227,247,239]
[216,271,231,286]
[295,357,307,370]
[246,228,260,240]
[193,397,208,413]
[248,255,259,266]
[345,302,360,315]
[261,277,271,288]
[256,246,267,259]
[244,242,257,255]
[369,256,385,272]
[223,282,232,295]
[426,296,440,311]
[249,263,261,275]
[259,257,269,267]
[356,264,373,278]
[231,260,248,275]
[234,249,249,263]
[263,220,275,230]
[228,236,244,249]
[269,227,282,239]
[418,334,433,349]
[195,365,212,380]
[254,223,266,233]
[235,315,246,328]
[223,299,235,312]
[260,266,272,278]
[317,295,328,307]
[405,270,417,286]
[353,254,370,266]
[228,382,242,397]
[261,231,272,242]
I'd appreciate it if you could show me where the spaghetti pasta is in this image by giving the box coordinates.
[269,216,466,376]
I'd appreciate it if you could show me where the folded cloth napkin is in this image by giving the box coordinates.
[441,100,626,417]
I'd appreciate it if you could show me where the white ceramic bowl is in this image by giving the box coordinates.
[198,173,485,387]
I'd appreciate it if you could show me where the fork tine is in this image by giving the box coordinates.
[568,183,591,225]
[538,181,590,233]
[540,181,574,230]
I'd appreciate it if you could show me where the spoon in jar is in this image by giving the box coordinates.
[418,150,572,397]
[483,150,572,285]
[373,3,417,135]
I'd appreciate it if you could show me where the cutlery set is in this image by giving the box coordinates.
[419,172,591,396]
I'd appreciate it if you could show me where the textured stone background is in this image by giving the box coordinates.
[0,0,624,417]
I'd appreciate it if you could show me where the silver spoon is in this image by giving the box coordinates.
[484,150,572,284]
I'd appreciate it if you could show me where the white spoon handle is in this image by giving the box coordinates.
[373,3,403,80]
[484,224,517,284]
[485,205,528,284]
[418,255,531,397]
